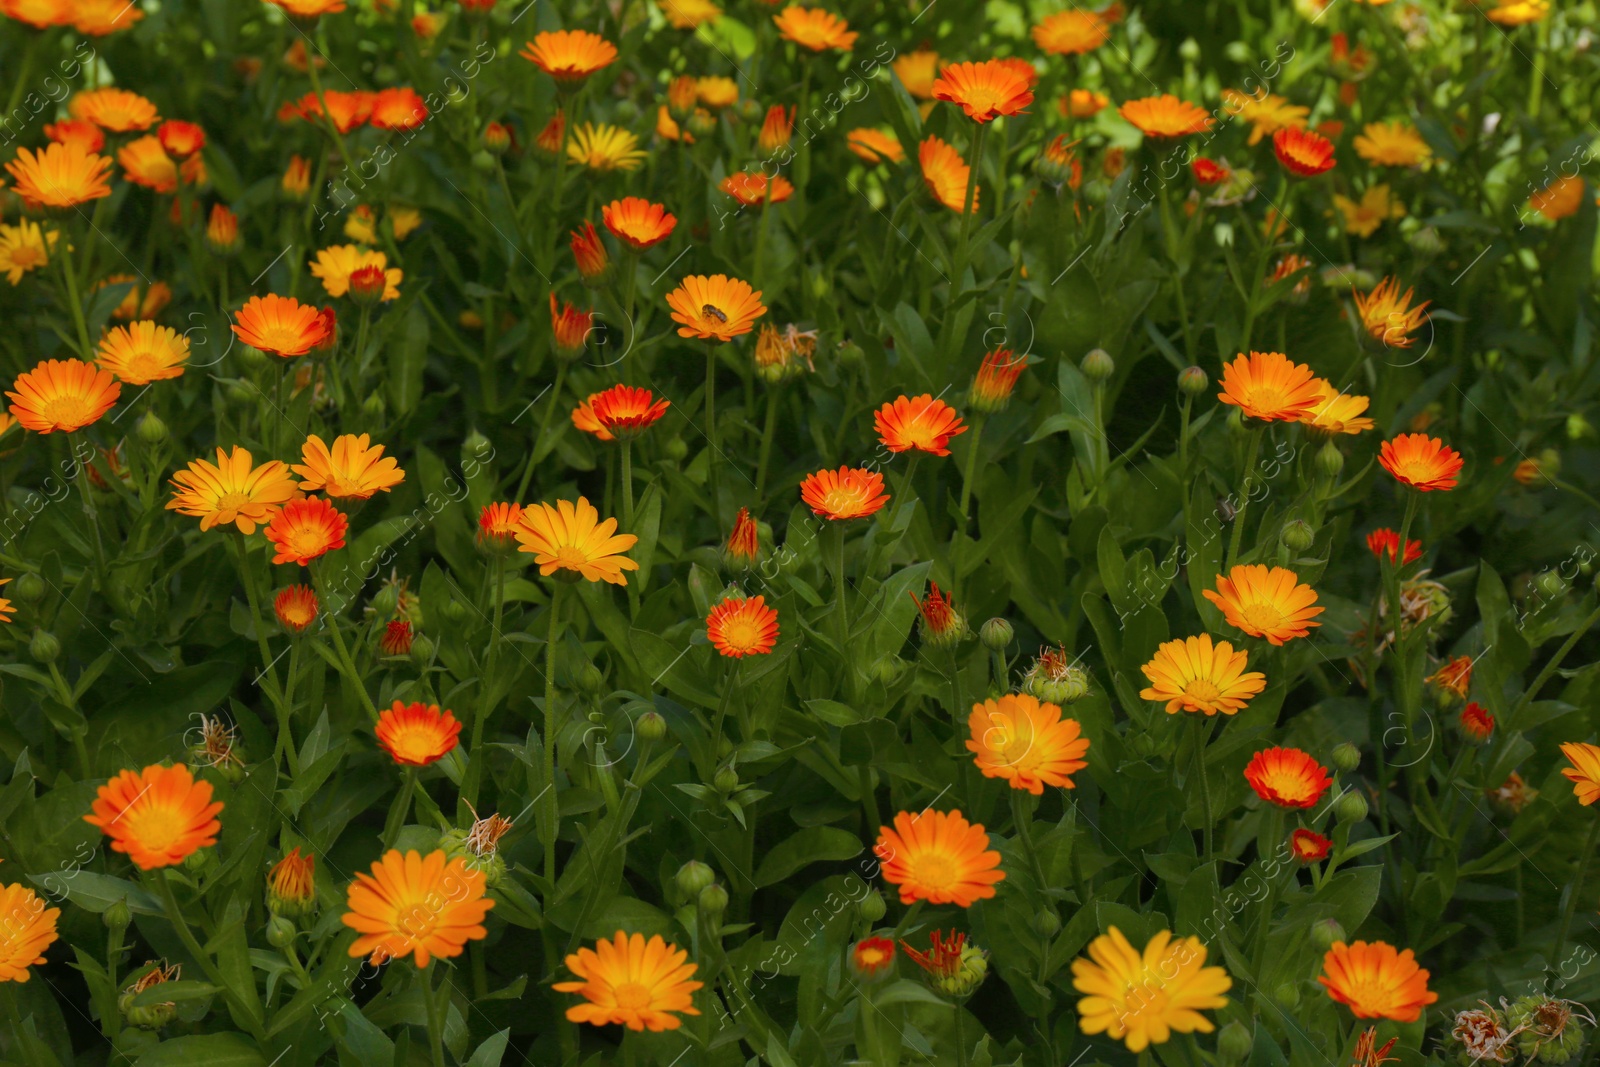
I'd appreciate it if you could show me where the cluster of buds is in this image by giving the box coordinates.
[1022,645,1090,704]
[1506,994,1593,1063]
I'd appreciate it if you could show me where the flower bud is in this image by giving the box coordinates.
[483,121,512,154]
[698,882,729,919]
[28,629,59,664]
[10,572,44,604]
[349,264,388,306]
[1218,1021,1253,1064]
[1178,365,1208,396]
[664,435,689,462]
[1316,440,1345,479]
[1081,348,1114,383]
[1311,918,1346,952]
[836,339,865,368]
[1281,519,1316,553]
[713,764,739,794]
[687,108,716,138]
[136,410,168,445]
[1336,790,1369,824]
[1033,909,1060,939]
[1534,570,1567,602]
[1407,225,1444,255]
[871,656,906,686]
[362,391,386,420]
[1331,742,1361,772]
[266,914,297,949]
[637,710,668,742]
[1273,982,1299,1009]
[938,942,989,997]
[409,633,436,666]
[471,149,496,173]
[1507,994,1587,1062]
[103,898,131,931]
[858,889,886,923]
[224,379,257,404]
[676,860,715,898]
[980,617,1014,651]
[577,663,605,694]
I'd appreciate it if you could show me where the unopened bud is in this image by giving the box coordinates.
[1178,365,1208,396]
[837,339,865,368]
[1534,571,1567,601]
[103,898,131,931]
[409,633,436,666]
[1033,909,1060,938]
[1331,743,1361,772]
[136,410,168,444]
[637,710,668,742]
[266,914,297,949]
[1273,982,1299,1009]
[1311,918,1346,951]
[29,629,59,663]
[1081,348,1114,383]
[471,149,496,173]
[858,889,886,923]
[1218,1021,1253,1064]
[871,656,906,685]
[664,436,689,462]
[713,764,739,794]
[362,392,386,419]
[676,860,715,897]
[697,882,729,918]
[1281,519,1315,553]
[444,599,469,622]
[348,265,387,306]
[1336,790,1369,824]
[1316,440,1345,478]
[979,617,1013,651]
[10,572,44,604]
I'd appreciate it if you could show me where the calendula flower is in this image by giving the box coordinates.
[570,221,610,285]
[264,497,349,565]
[0,0,69,29]
[847,127,904,164]
[96,322,189,385]
[1032,9,1110,54]
[1487,0,1547,25]
[43,118,105,153]
[571,397,612,441]
[665,274,767,341]
[1072,928,1232,1052]
[1216,350,1322,422]
[971,347,1027,412]
[874,809,1004,906]
[567,123,646,172]
[71,87,159,131]
[1528,175,1583,220]
[1334,184,1404,238]
[342,850,493,968]
[1290,829,1332,862]
[589,385,671,439]
[84,764,223,870]
[659,0,720,28]
[155,119,204,158]
[375,701,461,766]
[0,220,57,284]
[0,883,59,982]
[1428,654,1473,698]
[167,446,298,533]
[758,104,793,151]
[206,204,239,254]
[706,595,779,657]
[799,466,889,520]
[919,135,977,212]
[1560,742,1600,804]
[1319,941,1438,1022]
[851,937,895,979]
[5,142,113,209]
[695,76,739,110]
[1139,634,1266,716]
[341,204,378,244]
[1301,379,1375,435]
[1192,157,1231,185]
[282,155,311,198]
[719,172,794,206]
[310,245,403,301]
[268,0,346,16]
[1120,95,1214,138]
[602,197,676,251]
[1366,528,1422,564]
[516,497,638,585]
[379,619,413,656]
[772,5,856,51]
[655,105,692,144]
[1380,433,1462,491]
[1354,277,1430,348]
[232,294,337,357]
[274,585,319,633]
[285,89,373,133]
[555,932,703,1032]
[1222,88,1308,145]
[291,433,405,499]
[903,929,989,996]
[1274,126,1336,176]
[477,502,524,552]
[1060,88,1110,118]
[931,59,1034,123]
[966,693,1090,794]
[1244,746,1332,808]
[1203,564,1324,645]
[1460,703,1494,742]
[874,394,967,456]
[893,50,940,99]
[117,135,177,194]
[267,847,317,916]
[1353,121,1430,166]
[520,29,618,84]
[7,359,119,434]
[370,87,429,131]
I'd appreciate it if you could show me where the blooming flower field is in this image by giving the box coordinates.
[0,0,1598,1064]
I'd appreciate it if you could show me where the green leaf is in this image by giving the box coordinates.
[133,1033,268,1067]
[128,980,221,1006]
[25,871,161,916]
[465,1029,511,1067]
[754,827,864,886]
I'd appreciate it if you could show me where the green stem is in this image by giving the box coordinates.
[1191,715,1216,861]
[234,533,287,715]
[277,638,301,776]
[619,439,635,533]
[305,41,353,169]
[705,342,720,521]
[58,231,94,360]
[464,555,507,812]
[1224,425,1265,571]
[1009,789,1051,895]
[756,386,780,499]
[383,767,418,849]
[619,251,639,387]
[311,563,380,721]
[957,416,986,537]
[69,435,109,596]
[424,960,447,1067]
[1552,816,1600,970]
[153,871,266,1042]
[952,121,989,282]
[517,363,568,502]
[1510,601,1600,728]
[543,583,566,883]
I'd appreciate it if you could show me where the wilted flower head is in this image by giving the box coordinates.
[1023,645,1090,704]
[902,930,988,996]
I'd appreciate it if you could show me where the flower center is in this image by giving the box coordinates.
[123,802,187,853]
[554,545,590,569]
[612,981,653,1010]
[908,853,958,891]
[1240,602,1287,633]
[1264,768,1315,803]
[1184,678,1222,704]
[718,615,763,652]
[40,395,90,428]
[215,490,252,514]
[393,725,441,761]
[395,903,438,940]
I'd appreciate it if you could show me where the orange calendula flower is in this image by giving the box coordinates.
[96,322,189,385]
[520,29,618,84]
[268,0,346,15]
[1560,742,1600,805]
[1274,126,1336,176]
[851,937,895,979]
[282,155,312,199]
[1032,9,1110,55]
[874,394,967,456]
[117,135,177,193]
[800,466,889,520]
[874,808,1004,907]
[379,619,413,656]
[665,274,766,341]
[1216,350,1322,422]
[758,104,793,151]
[44,118,105,153]
[931,59,1034,123]
[590,384,670,439]
[292,433,405,499]
[911,582,966,646]
[550,293,594,357]
[719,172,794,206]
[1319,941,1437,1022]
[919,135,977,213]
[725,508,760,567]
[971,347,1026,412]
[206,204,239,254]
[5,142,113,209]
[264,497,349,565]
[846,128,904,164]
[966,693,1090,794]
[342,850,493,968]
[71,87,159,131]
[375,701,462,766]
[1487,0,1548,24]
[7,358,119,433]
[515,497,639,585]
[1192,157,1231,185]
[772,5,856,51]
[285,89,373,133]
[695,76,739,110]
[0,883,59,982]
[555,932,703,1032]
[893,50,940,99]
[706,595,780,657]
[1221,88,1307,146]
[1244,746,1332,809]
[659,0,720,28]
[571,396,613,441]
[1529,175,1584,221]
[477,502,524,551]
[156,119,205,157]
[602,197,676,251]
[1353,121,1430,167]
[1428,654,1473,698]
[1072,927,1232,1053]
[1301,379,1374,436]
[1120,95,1214,139]
[1460,702,1494,742]
[1203,564,1324,645]
[370,87,428,131]
[1290,828,1332,862]
[232,294,337,357]
[166,446,298,534]
[1353,277,1429,349]
[567,222,609,288]
[1366,528,1422,565]
[567,123,646,172]
[84,764,223,870]
[1060,88,1110,118]
[1334,184,1405,239]
[310,245,402,301]
[1379,434,1463,492]
[274,585,319,633]
[267,847,317,915]
[1,0,70,29]
[1139,634,1266,716]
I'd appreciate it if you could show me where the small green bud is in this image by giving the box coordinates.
[9,572,44,604]
[266,914,297,949]
[577,663,605,695]
[858,889,886,923]
[1336,790,1369,824]
[1178,365,1208,396]
[1281,519,1316,553]
[1033,909,1060,939]
[697,882,729,918]
[1081,348,1114,383]
[444,599,469,622]
[1311,918,1346,951]
[1567,414,1594,440]
[185,846,213,872]
[471,149,496,173]
[637,710,668,742]
[870,657,905,685]
[409,633,436,666]
[362,392,386,419]
[1407,225,1444,255]
[1331,743,1361,773]
[1534,570,1568,602]
[224,379,257,403]
[1316,440,1345,478]
[103,898,131,931]
[713,764,739,794]
[370,584,400,617]
[664,436,689,462]
[676,860,715,897]
[615,99,642,124]
[136,410,167,445]
[836,339,865,368]
[1177,37,1201,61]
[1273,982,1300,1009]
[28,629,59,664]
[1217,1020,1253,1064]
[461,429,492,466]
[979,617,1013,651]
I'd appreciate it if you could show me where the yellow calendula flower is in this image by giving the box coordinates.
[1353,121,1431,166]
[0,220,57,284]
[1072,927,1232,1052]
[566,123,646,172]
[1334,184,1405,238]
